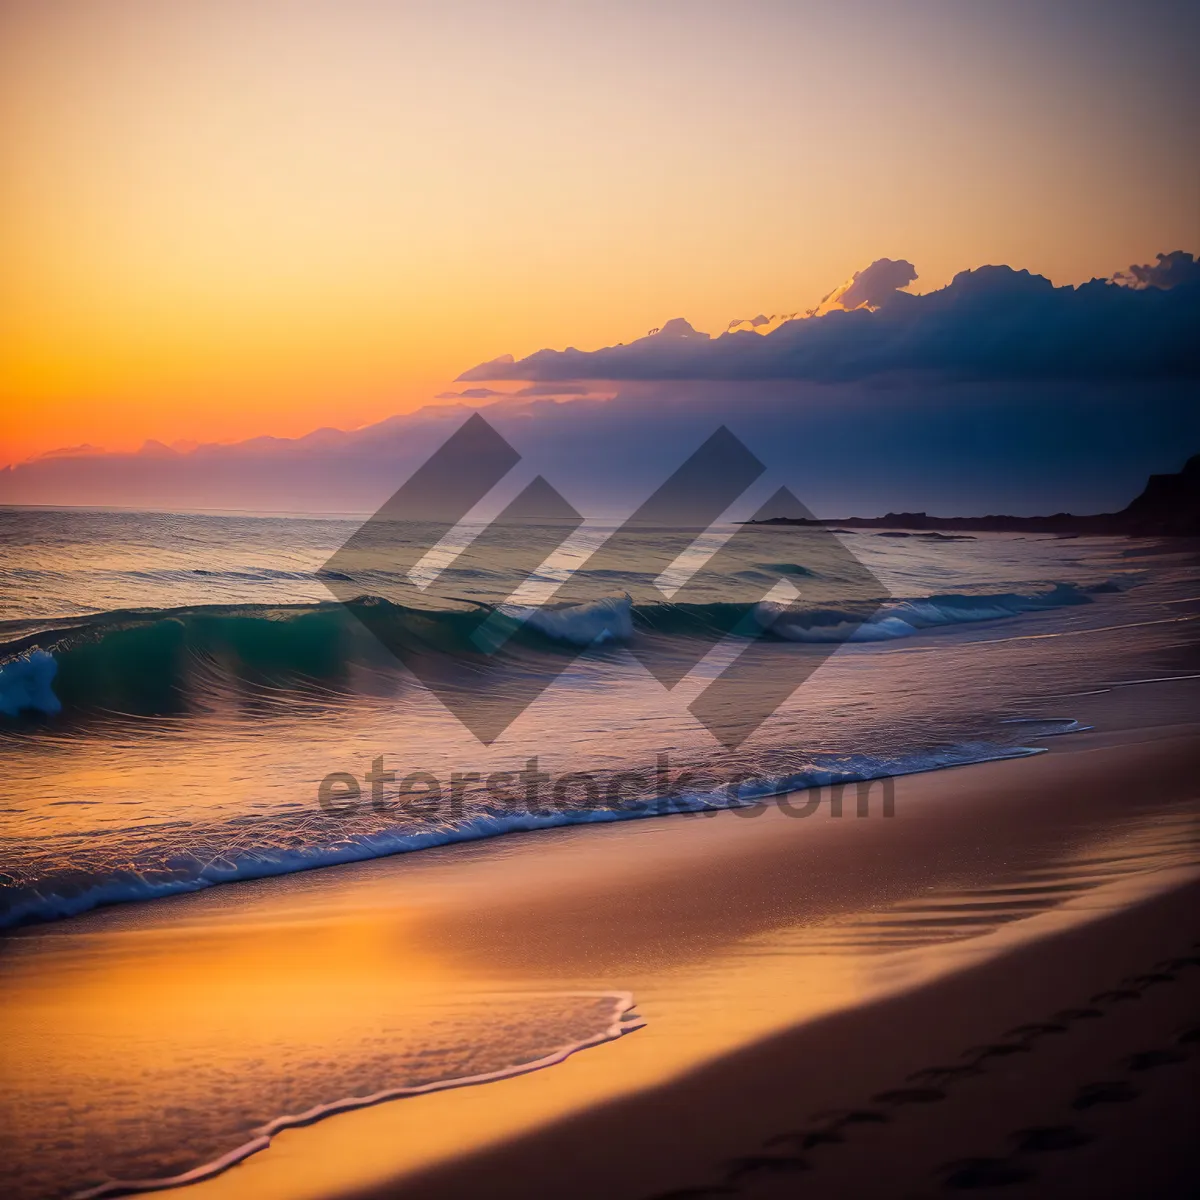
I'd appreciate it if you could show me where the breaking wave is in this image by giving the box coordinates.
[0,584,1095,718]
[763,582,1094,642]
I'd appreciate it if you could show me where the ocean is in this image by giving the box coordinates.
[2,505,1196,929]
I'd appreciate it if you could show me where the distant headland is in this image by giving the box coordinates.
[746,454,1200,537]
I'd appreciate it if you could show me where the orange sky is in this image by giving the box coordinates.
[1,0,1197,466]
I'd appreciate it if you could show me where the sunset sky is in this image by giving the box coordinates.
[1,0,1197,466]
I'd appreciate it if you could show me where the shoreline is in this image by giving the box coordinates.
[72,992,644,1200]
[169,708,1200,1200]
[4,683,1198,1200]
[0,735,1041,932]
[380,871,1200,1200]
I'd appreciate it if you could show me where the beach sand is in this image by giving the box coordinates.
[381,856,1200,1200]
[337,716,1200,1200]
[3,682,1199,1199]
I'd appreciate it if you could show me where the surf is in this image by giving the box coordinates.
[0,583,1097,719]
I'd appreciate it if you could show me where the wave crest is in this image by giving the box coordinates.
[0,583,1094,718]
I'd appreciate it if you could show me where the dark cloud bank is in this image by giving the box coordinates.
[459,256,1200,385]
[3,253,1197,518]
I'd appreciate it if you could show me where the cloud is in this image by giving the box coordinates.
[816,257,918,314]
[644,317,710,340]
[724,258,915,334]
[435,382,603,404]
[1115,250,1200,290]
[726,312,801,335]
[513,382,594,396]
[434,387,506,399]
[458,254,1200,385]
[33,443,108,460]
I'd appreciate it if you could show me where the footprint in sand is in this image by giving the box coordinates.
[938,1156,1034,1189]
[908,1064,984,1085]
[648,949,1198,1200]
[1090,988,1142,1002]
[763,1128,844,1150]
[1052,1006,1103,1021]
[1124,972,1175,987]
[1009,1124,1093,1153]
[809,1107,889,1126]
[1157,954,1200,970]
[723,1153,810,1182]
[1004,1021,1067,1038]
[872,1086,947,1105]
[1072,1079,1139,1109]
[963,1042,1031,1060]
[1126,1048,1187,1071]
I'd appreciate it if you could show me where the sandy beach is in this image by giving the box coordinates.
[386,877,1200,1200]
[4,678,1198,1200]
[5,9,1198,1195]
[385,843,1200,1200]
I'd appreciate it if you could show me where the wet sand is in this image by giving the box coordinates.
[381,863,1200,1200]
[335,719,1200,1200]
[3,684,1199,1200]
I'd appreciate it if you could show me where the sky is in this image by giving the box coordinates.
[1,0,1197,467]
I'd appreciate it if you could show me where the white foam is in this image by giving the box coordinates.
[0,649,61,716]
[0,739,1057,930]
[507,594,634,645]
[766,585,1091,644]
